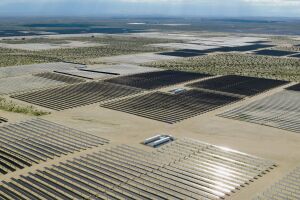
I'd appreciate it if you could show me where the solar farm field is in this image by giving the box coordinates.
[0,138,275,200]
[0,75,67,95]
[145,53,300,82]
[12,82,142,111]
[34,72,86,84]
[105,70,211,90]
[215,44,275,52]
[187,75,289,97]
[0,117,7,124]
[290,53,300,58]
[158,49,206,57]
[0,31,300,200]
[219,90,300,134]
[101,90,242,124]
[286,83,300,91]
[254,49,297,57]
[0,119,108,175]
[254,166,300,200]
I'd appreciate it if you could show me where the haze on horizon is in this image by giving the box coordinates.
[0,0,300,18]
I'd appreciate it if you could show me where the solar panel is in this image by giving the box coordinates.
[0,117,7,124]
[11,82,142,111]
[34,72,86,84]
[101,90,242,124]
[255,49,297,57]
[187,75,289,97]
[158,49,205,57]
[219,90,300,134]
[105,70,211,90]
[215,44,275,52]
[290,53,300,58]
[0,118,108,176]
[254,166,300,200]
[286,83,300,92]
[0,139,276,200]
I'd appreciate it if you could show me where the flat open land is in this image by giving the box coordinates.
[0,31,299,200]
[0,40,106,51]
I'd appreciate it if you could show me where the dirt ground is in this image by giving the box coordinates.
[0,33,300,199]
[1,76,299,200]
[25,81,298,200]
[0,40,106,51]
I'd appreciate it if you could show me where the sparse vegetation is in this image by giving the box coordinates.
[0,36,179,67]
[0,47,60,67]
[144,53,300,81]
[0,97,50,116]
[0,38,70,44]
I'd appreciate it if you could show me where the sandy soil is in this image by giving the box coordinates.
[94,52,182,64]
[148,43,220,50]
[0,33,299,200]
[23,82,297,200]
[86,63,163,75]
[0,40,106,51]
[1,79,299,200]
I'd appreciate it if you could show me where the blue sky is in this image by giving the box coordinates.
[0,0,299,17]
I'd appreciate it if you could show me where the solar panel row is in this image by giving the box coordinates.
[188,75,289,97]
[254,166,300,200]
[106,70,211,90]
[255,49,298,57]
[11,82,142,111]
[0,138,275,200]
[286,83,300,91]
[219,90,300,134]
[34,72,86,84]
[158,49,206,58]
[0,118,108,176]
[101,90,242,124]
[0,117,7,124]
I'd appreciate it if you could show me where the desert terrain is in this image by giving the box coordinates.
[0,29,299,199]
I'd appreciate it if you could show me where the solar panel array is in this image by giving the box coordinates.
[0,117,8,124]
[215,44,274,52]
[101,90,242,124]
[247,41,270,44]
[0,118,109,176]
[255,49,297,57]
[0,138,276,200]
[158,49,205,58]
[0,75,66,95]
[290,53,300,58]
[11,82,142,111]
[0,117,7,124]
[286,83,300,92]
[34,72,86,84]
[254,166,300,200]
[187,75,289,97]
[105,70,211,90]
[219,90,300,134]
[54,69,112,80]
[83,64,162,76]
[0,62,83,79]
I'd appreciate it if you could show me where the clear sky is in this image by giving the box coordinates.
[0,0,299,17]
